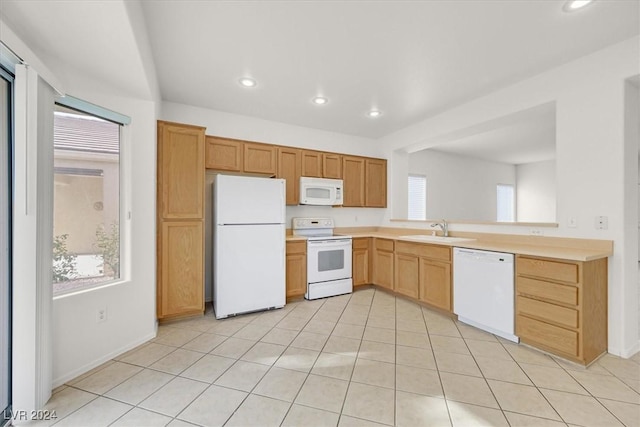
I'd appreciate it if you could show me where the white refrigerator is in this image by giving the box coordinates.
[213,174,286,319]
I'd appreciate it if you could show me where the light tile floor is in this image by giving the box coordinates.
[36,288,639,426]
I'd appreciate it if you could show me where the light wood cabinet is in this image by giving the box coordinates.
[343,156,366,207]
[158,221,204,318]
[515,255,607,365]
[419,259,452,311]
[277,147,301,205]
[372,238,394,290]
[205,136,242,171]
[322,153,342,179]
[157,121,205,320]
[244,142,277,175]
[286,241,307,299]
[395,253,419,299]
[394,241,452,310]
[301,150,323,177]
[159,122,205,219]
[352,237,371,287]
[365,158,387,207]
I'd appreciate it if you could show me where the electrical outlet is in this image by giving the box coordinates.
[595,216,608,230]
[568,217,577,228]
[96,307,107,323]
[530,229,543,236]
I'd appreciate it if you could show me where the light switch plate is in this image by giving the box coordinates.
[568,217,577,228]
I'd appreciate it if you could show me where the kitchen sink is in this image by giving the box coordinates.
[398,235,476,243]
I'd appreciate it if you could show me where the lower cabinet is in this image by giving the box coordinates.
[352,237,371,286]
[372,239,394,290]
[419,259,452,311]
[286,241,307,299]
[394,254,419,299]
[158,221,204,319]
[515,255,607,365]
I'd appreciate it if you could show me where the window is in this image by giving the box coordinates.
[408,174,427,220]
[52,104,121,295]
[497,184,515,222]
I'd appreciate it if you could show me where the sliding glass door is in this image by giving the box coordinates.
[0,67,13,426]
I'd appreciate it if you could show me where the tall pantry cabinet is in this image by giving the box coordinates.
[157,121,205,320]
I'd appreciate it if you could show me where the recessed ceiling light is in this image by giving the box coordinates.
[367,110,382,118]
[563,0,595,12]
[312,96,328,105]
[238,77,257,88]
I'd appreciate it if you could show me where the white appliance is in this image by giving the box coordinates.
[292,217,352,300]
[299,177,344,206]
[453,248,518,342]
[213,174,286,319]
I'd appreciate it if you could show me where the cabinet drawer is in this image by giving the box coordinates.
[517,315,578,356]
[517,257,579,284]
[517,296,578,328]
[286,241,306,255]
[396,241,450,262]
[375,238,394,252]
[353,237,369,250]
[517,277,578,306]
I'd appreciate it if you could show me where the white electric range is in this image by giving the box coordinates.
[292,217,353,300]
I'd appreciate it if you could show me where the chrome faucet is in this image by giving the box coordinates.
[431,219,448,237]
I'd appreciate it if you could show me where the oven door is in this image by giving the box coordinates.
[307,238,352,284]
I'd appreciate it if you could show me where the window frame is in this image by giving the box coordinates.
[496,183,516,222]
[52,100,130,297]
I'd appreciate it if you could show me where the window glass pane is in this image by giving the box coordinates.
[53,105,120,295]
[408,175,426,220]
[497,184,515,222]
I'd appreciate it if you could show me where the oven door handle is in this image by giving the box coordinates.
[308,239,352,247]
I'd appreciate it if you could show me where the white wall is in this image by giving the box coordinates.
[408,149,516,221]
[516,160,556,223]
[162,101,388,228]
[51,87,157,386]
[380,36,640,357]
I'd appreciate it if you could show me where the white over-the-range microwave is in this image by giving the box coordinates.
[299,177,343,206]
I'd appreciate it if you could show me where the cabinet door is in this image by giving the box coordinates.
[373,250,394,290]
[353,248,370,286]
[286,253,307,298]
[205,136,242,171]
[244,142,277,175]
[158,122,205,219]
[159,221,204,318]
[365,158,387,207]
[395,254,419,299]
[342,156,366,207]
[301,150,323,177]
[419,259,452,311]
[277,147,301,205]
[322,153,342,179]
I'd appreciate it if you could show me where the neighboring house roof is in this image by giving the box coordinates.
[54,112,120,154]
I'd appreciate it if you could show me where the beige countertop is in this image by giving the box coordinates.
[287,228,613,262]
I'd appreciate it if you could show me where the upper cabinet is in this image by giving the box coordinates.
[322,153,342,179]
[301,150,323,177]
[277,147,301,205]
[205,136,242,171]
[365,158,387,207]
[204,132,387,208]
[342,156,366,207]
[158,121,205,219]
[244,142,277,175]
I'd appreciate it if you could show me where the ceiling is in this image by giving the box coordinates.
[0,0,638,144]
[425,103,557,165]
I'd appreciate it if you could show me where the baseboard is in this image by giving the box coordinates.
[51,331,156,388]
[621,340,640,359]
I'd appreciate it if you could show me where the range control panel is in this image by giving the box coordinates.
[292,217,334,230]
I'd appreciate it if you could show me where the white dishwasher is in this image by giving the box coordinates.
[453,248,519,342]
